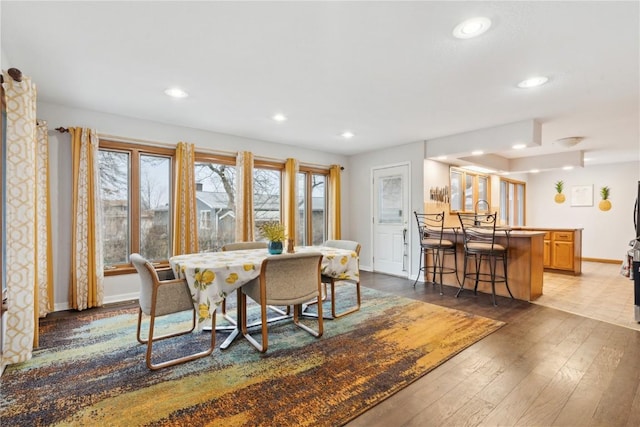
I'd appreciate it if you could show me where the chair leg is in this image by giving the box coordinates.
[456,253,469,298]
[435,249,444,295]
[220,294,237,326]
[331,279,361,318]
[293,303,323,337]
[502,254,514,299]
[139,307,216,371]
[474,254,481,295]
[489,255,497,307]
[240,291,269,353]
[413,248,424,287]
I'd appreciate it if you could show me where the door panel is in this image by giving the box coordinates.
[372,164,409,277]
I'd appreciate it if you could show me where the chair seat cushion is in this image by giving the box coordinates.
[466,242,506,252]
[421,238,454,248]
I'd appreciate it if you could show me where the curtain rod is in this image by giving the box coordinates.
[0,68,23,83]
[53,128,342,170]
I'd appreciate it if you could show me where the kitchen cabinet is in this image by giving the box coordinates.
[521,228,582,275]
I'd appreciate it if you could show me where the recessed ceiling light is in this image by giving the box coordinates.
[512,144,527,150]
[530,169,540,173]
[341,131,354,139]
[453,17,492,39]
[517,76,549,89]
[562,166,574,170]
[272,113,287,122]
[436,155,448,160]
[584,157,592,162]
[164,87,188,98]
[471,150,484,156]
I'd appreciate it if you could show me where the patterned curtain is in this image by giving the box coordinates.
[235,151,254,242]
[172,142,198,255]
[328,164,342,240]
[69,127,104,310]
[1,72,50,368]
[35,122,54,321]
[283,158,298,244]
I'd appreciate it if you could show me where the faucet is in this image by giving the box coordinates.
[475,199,489,213]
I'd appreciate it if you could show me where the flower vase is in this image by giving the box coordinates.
[268,241,283,255]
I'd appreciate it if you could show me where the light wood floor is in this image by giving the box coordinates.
[348,264,640,427]
[534,262,638,331]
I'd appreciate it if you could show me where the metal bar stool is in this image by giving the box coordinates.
[413,211,459,294]
[456,212,514,306]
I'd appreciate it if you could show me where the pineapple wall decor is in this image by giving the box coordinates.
[554,180,565,203]
[599,186,612,211]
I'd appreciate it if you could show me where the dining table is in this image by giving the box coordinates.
[169,245,360,349]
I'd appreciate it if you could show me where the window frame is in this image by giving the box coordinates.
[449,166,491,214]
[297,166,329,246]
[99,140,175,276]
[499,177,527,226]
[253,160,284,238]
[193,152,237,252]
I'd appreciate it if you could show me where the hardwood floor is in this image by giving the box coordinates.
[347,264,640,427]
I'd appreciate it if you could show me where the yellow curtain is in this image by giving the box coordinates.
[1,72,47,368]
[70,127,104,310]
[328,164,342,240]
[235,151,254,242]
[172,142,198,255]
[283,158,298,243]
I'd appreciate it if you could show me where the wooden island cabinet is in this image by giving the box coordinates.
[426,229,546,302]
[515,228,582,275]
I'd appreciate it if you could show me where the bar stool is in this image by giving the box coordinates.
[413,211,459,295]
[456,212,514,306]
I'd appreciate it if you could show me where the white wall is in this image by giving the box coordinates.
[527,161,640,259]
[39,102,349,310]
[347,141,425,278]
[419,159,638,260]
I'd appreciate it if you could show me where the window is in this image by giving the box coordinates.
[449,167,490,213]
[253,161,282,239]
[194,154,236,252]
[98,141,174,271]
[296,168,328,246]
[199,210,211,229]
[500,178,526,226]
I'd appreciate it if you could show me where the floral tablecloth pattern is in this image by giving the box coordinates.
[169,246,359,324]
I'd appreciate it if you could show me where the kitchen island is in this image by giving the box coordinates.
[425,229,546,302]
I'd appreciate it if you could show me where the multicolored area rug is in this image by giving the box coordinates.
[1,286,504,426]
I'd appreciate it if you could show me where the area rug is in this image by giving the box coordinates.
[1,286,504,426]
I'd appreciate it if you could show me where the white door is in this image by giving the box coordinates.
[372,164,409,277]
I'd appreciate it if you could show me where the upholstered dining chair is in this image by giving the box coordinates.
[456,213,514,306]
[131,253,215,370]
[240,252,324,352]
[220,241,269,323]
[320,239,362,318]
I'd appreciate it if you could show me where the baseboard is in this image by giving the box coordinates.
[583,257,622,264]
[53,291,140,313]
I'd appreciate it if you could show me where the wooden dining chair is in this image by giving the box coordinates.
[240,252,324,352]
[131,253,215,370]
[220,241,268,324]
[320,239,362,318]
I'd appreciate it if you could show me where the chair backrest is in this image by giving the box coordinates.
[457,212,506,252]
[222,241,268,251]
[414,211,446,244]
[259,252,323,306]
[323,239,361,256]
[130,253,193,316]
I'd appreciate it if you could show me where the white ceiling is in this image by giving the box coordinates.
[2,1,639,170]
